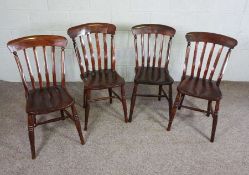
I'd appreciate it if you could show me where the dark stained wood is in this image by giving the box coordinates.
[152,33,158,67]
[23,49,35,89]
[67,23,127,131]
[134,35,139,68]
[95,33,101,70]
[79,36,89,72]
[141,34,145,67]
[203,43,215,79]
[186,32,237,48]
[147,33,151,66]
[67,23,116,38]
[103,33,108,70]
[134,67,174,85]
[33,47,43,88]
[8,35,67,52]
[51,46,57,87]
[111,34,116,70]
[158,36,165,68]
[191,42,199,77]
[129,24,176,123]
[61,47,66,87]
[42,46,50,87]
[83,70,125,90]
[196,42,207,78]
[217,49,232,86]
[132,24,175,36]
[7,35,84,159]
[182,42,191,81]
[209,46,224,81]
[167,32,238,142]
[177,76,222,101]
[87,34,96,71]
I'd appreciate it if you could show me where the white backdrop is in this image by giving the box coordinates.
[0,0,249,82]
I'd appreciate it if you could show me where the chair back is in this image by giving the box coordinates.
[67,23,116,78]
[7,35,68,95]
[131,24,176,69]
[182,32,237,85]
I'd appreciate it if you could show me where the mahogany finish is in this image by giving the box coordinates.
[67,23,128,131]
[129,24,176,123]
[7,35,84,159]
[167,32,238,142]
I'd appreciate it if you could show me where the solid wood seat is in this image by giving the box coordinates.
[83,70,125,90]
[177,76,222,101]
[7,35,84,159]
[26,86,74,115]
[167,32,238,142]
[134,67,174,85]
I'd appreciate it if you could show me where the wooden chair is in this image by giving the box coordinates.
[7,35,85,159]
[129,24,176,122]
[167,32,238,142]
[67,23,128,131]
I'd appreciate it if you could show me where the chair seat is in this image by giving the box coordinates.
[177,76,222,101]
[82,69,125,90]
[26,86,74,115]
[134,67,174,85]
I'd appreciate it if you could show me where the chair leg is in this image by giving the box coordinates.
[60,110,66,120]
[84,90,90,131]
[206,100,212,117]
[121,85,128,123]
[167,92,181,131]
[108,88,112,104]
[83,89,86,108]
[28,114,35,159]
[128,83,138,122]
[158,85,162,101]
[168,84,173,121]
[71,105,85,145]
[178,94,185,110]
[210,100,220,142]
